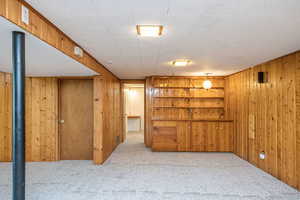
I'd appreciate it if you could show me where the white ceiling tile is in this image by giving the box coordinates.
[24,0,300,78]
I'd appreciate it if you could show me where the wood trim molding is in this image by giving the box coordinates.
[0,0,118,80]
[121,79,145,84]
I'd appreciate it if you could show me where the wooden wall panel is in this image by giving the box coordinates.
[152,121,190,152]
[26,77,59,161]
[93,76,103,164]
[145,77,153,147]
[0,72,59,162]
[93,76,121,164]
[0,73,121,164]
[0,72,12,162]
[0,0,6,17]
[191,122,233,152]
[225,70,250,160]
[296,52,300,190]
[226,51,300,190]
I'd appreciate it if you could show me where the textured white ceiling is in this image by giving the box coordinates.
[25,0,300,79]
[0,17,97,76]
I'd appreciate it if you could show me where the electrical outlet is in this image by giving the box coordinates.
[21,5,29,25]
[259,151,266,160]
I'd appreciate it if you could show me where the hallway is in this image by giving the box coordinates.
[0,132,299,200]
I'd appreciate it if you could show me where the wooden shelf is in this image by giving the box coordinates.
[153,96,224,99]
[153,86,224,89]
[127,115,141,119]
[153,106,224,109]
[151,119,233,122]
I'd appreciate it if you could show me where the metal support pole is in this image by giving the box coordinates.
[12,31,26,200]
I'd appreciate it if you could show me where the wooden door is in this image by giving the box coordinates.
[59,79,93,160]
[152,121,190,151]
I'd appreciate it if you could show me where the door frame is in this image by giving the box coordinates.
[58,77,94,161]
[120,79,145,143]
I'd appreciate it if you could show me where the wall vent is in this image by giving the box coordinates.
[258,72,268,83]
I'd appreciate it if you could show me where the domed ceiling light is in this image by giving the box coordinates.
[203,73,213,89]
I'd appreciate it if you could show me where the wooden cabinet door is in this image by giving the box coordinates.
[152,121,190,151]
[191,122,233,152]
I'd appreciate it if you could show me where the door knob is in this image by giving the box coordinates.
[59,120,65,124]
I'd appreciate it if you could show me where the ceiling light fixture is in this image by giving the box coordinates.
[136,25,163,37]
[203,73,213,89]
[172,59,191,67]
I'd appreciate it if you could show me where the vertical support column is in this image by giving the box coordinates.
[12,31,26,200]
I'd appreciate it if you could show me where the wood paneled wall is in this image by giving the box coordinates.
[225,51,300,190]
[0,72,59,162]
[0,0,117,78]
[1,72,121,164]
[94,76,121,164]
[25,77,59,161]
[0,72,12,161]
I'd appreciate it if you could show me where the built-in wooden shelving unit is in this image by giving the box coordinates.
[151,119,233,122]
[145,76,233,152]
[153,96,224,99]
[151,76,226,121]
[154,87,224,89]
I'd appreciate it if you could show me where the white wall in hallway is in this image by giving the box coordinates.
[125,87,144,132]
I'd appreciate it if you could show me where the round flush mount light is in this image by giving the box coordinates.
[203,73,213,89]
[203,80,212,89]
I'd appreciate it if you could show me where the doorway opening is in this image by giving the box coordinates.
[122,83,145,144]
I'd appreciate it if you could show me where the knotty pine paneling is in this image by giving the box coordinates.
[146,76,227,148]
[27,77,59,161]
[93,76,121,164]
[296,52,300,190]
[191,122,233,152]
[0,72,59,162]
[152,121,190,152]
[0,0,117,79]
[0,72,12,162]
[153,98,224,108]
[226,51,300,190]
[145,77,153,147]
[146,76,232,152]
[93,76,104,164]
[0,0,6,17]
[152,76,225,88]
[224,69,250,160]
[0,73,122,164]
